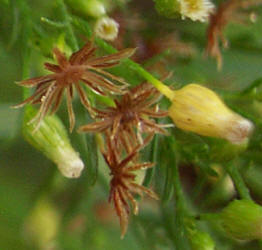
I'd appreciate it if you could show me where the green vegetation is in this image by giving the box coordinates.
[1,0,262,249]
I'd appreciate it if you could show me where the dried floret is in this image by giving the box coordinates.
[102,133,158,237]
[206,0,261,70]
[14,41,135,132]
[78,83,170,156]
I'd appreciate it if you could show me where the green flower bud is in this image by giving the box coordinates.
[23,107,84,178]
[154,0,180,18]
[24,197,60,248]
[220,199,262,240]
[66,0,106,18]
[189,230,215,250]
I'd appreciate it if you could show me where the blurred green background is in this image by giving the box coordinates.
[1,0,262,249]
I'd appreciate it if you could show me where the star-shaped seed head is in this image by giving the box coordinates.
[79,83,171,156]
[14,41,135,132]
[102,133,158,237]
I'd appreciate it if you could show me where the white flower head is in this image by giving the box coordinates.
[95,17,119,41]
[178,0,215,22]
[55,147,84,178]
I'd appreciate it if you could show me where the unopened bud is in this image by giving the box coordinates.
[95,17,119,41]
[24,197,60,248]
[189,230,215,250]
[23,107,84,178]
[168,84,253,144]
[220,199,262,240]
[66,0,106,18]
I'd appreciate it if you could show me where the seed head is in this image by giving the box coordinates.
[13,41,135,132]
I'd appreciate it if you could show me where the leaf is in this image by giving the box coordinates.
[143,134,158,187]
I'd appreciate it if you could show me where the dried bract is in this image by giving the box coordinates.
[206,0,262,70]
[102,133,158,237]
[78,83,170,155]
[14,41,135,132]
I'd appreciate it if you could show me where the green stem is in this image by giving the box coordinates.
[72,16,174,100]
[58,0,78,50]
[99,40,174,99]
[129,62,175,100]
[168,137,190,249]
[170,138,186,210]
[17,0,31,99]
[226,161,251,200]
[40,17,67,28]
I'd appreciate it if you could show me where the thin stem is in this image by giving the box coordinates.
[58,0,78,51]
[169,137,187,210]
[226,161,251,200]
[168,136,191,249]
[72,16,175,100]
[41,17,67,28]
[128,62,175,100]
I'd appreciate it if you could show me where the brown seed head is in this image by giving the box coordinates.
[13,41,135,132]
[78,83,170,156]
[102,133,158,238]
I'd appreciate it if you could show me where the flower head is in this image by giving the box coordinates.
[23,107,84,178]
[178,0,215,22]
[102,133,158,237]
[168,84,253,144]
[95,17,119,41]
[14,41,135,132]
[78,83,170,156]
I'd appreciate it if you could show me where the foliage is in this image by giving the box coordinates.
[1,0,262,249]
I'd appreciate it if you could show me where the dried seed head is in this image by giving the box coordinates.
[13,40,135,131]
[78,83,169,156]
[102,133,158,237]
[168,84,253,144]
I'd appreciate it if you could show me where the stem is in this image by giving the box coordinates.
[41,17,67,28]
[72,16,175,100]
[128,62,175,100]
[226,161,251,200]
[168,137,190,249]
[58,0,78,51]
[19,0,31,99]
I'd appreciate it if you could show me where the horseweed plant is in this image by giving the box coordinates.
[9,0,262,248]
[17,38,254,237]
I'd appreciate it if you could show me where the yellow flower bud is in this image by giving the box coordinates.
[168,84,253,144]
